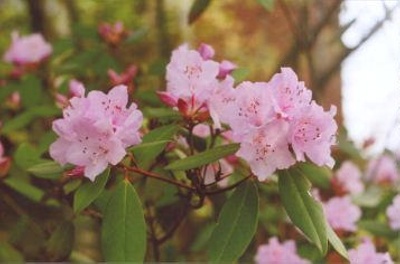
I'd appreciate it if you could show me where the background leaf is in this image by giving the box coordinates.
[208,180,258,262]
[46,221,75,261]
[188,0,211,24]
[165,143,239,171]
[101,180,147,262]
[278,169,328,254]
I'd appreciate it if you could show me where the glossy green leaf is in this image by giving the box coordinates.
[132,124,179,168]
[46,221,75,261]
[208,180,258,262]
[73,169,110,213]
[101,180,147,262]
[257,0,275,11]
[278,169,328,254]
[297,163,331,189]
[165,143,240,171]
[27,161,63,179]
[188,0,211,24]
[327,224,348,260]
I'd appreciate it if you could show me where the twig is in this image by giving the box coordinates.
[205,174,253,195]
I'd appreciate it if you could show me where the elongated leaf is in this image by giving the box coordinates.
[73,169,110,213]
[188,0,211,24]
[28,161,63,179]
[165,143,240,171]
[326,224,348,260]
[46,221,75,261]
[278,169,328,254]
[101,180,147,262]
[208,180,258,262]
[4,176,44,202]
[358,220,399,239]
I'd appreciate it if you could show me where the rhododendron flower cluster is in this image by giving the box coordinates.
[323,195,361,232]
[3,31,52,65]
[332,161,364,195]
[254,237,310,264]
[386,194,400,230]
[162,44,337,181]
[50,85,143,180]
[348,238,393,264]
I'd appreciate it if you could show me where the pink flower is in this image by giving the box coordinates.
[228,81,275,135]
[98,21,127,46]
[288,102,337,168]
[366,154,400,184]
[50,85,142,180]
[69,79,85,98]
[0,140,11,177]
[197,43,215,60]
[255,237,310,264]
[269,67,312,119]
[324,196,361,232]
[108,64,138,89]
[386,194,400,230]
[332,161,364,195]
[236,120,295,181]
[348,238,393,264]
[163,44,219,118]
[3,31,52,65]
[218,60,237,79]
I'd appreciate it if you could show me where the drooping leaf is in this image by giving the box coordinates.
[101,180,147,262]
[46,221,75,261]
[326,224,348,260]
[73,168,110,213]
[208,180,258,262]
[278,169,328,254]
[14,143,44,170]
[165,143,240,171]
[188,0,211,24]
[27,161,63,180]
[19,75,44,108]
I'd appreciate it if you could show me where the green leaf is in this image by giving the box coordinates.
[231,68,250,83]
[14,143,44,170]
[132,124,179,168]
[4,176,44,202]
[326,224,348,260]
[208,180,258,262]
[257,0,275,11]
[297,163,332,189]
[73,169,110,213]
[19,75,43,108]
[2,106,60,134]
[46,221,75,261]
[358,220,399,239]
[0,242,23,262]
[101,180,147,262]
[188,0,211,24]
[165,143,240,171]
[27,161,63,180]
[278,169,328,254]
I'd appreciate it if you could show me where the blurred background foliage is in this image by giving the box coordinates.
[0,0,398,262]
